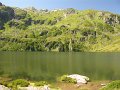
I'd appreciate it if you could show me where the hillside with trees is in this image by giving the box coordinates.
[0,3,120,52]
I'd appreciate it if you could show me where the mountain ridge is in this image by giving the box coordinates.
[0,2,120,52]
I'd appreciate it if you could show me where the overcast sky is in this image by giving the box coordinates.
[0,0,120,14]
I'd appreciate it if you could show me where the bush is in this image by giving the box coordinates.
[14,8,27,20]
[101,80,120,90]
[35,81,48,86]
[10,79,30,87]
[0,80,9,86]
[7,82,13,88]
[0,77,12,87]
[58,75,77,84]
[6,20,27,29]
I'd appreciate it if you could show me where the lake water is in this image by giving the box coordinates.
[0,52,120,81]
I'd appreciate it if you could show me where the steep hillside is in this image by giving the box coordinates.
[0,3,120,52]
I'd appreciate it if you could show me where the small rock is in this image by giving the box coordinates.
[101,83,106,86]
[43,85,50,90]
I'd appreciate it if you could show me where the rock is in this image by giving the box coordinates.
[43,85,50,90]
[19,86,39,90]
[67,74,89,84]
[101,83,106,86]
[18,85,50,90]
[0,2,2,6]
[0,85,10,90]
[0,25,3,30]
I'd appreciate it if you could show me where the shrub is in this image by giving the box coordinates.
[11,79,30,87]
[35,81,48,86]
[101,80,120,90]
[7,82,13,88]
[0,77,12,87]
[66,8,76,14]
[58,75,77,84]
[0,80,9,86]
[6,20,26,29]
[39,30,48,36]
[14,8,27,20]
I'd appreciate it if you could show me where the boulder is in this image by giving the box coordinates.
[67,74,89,84]
[0,85,10,90]
[0,2,2,6]
[43,85,50,90]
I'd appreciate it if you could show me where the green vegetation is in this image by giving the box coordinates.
[0,78,30,89]
[35,81,48,86]
[0,77,118,90]
[7,79,30,88]
[0,79,9,87]
[0,3,120,52]
[100,80,120,90]
[58,75,77,84]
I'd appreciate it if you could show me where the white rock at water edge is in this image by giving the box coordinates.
[67,74,90,84]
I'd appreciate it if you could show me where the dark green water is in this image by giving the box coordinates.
[0,52,120,81]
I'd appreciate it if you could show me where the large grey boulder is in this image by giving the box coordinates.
[67,74,89,84]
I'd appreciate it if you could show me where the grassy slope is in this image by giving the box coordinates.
[0,6,120,52]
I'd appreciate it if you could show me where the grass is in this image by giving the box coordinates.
[100,80,120,90]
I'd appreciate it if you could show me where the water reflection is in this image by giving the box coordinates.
[0,52,120,81]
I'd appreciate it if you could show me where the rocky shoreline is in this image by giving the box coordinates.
[0,84,51,90]
[0,74,90,90]
[0,74,119,90]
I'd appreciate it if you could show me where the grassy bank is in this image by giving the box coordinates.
[0,76,114,90]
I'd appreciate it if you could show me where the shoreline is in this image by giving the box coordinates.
[0,76,112,90]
